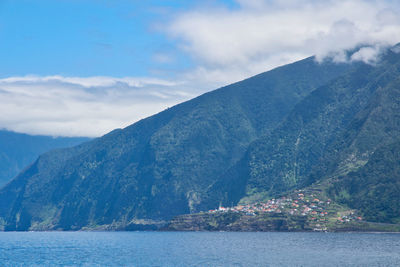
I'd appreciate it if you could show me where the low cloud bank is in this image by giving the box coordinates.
[0,76,195,137]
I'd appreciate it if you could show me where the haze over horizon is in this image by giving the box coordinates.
[1,0,400,137]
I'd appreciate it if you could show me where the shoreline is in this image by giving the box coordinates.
[1,230,400,234]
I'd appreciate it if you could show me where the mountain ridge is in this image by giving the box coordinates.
[0,56,353,231]
[0,130,89,187]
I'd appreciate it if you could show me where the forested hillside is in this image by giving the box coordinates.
[1,46,400,231]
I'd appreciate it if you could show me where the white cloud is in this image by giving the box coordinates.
[392,44,400,54]
[165,0,400,84]
[351,46,382,64]
[3,0,400,138]
[0,76,197,137]
[0,75,178,88]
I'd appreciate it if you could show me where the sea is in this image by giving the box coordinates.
[0,232,399,266]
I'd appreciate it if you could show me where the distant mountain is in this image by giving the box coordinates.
[0,130,89,187]
[0,57,352,231]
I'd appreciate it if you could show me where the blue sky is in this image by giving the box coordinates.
[0,0,399,137]
[0,0,203,77]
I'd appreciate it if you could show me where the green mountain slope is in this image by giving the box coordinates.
[0,130,89,187]
[298,52,400,225]
[0,57,351,231]
[329,140,400,224]
[323,74,400,224]
[208,48,400,208]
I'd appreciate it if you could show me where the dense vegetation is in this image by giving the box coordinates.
[209,48,400,209]
[0,130,89,187]
[330,140,400,223]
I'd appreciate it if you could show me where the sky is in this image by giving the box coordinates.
[1,0,400,137]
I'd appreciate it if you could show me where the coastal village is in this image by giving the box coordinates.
[207,190,363,231]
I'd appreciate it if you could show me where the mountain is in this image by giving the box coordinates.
[209,47,400,208]
[0,130,89,187]
[329,139,400,224]
[0,57,352,231]
[2,45,400,232]
[165,46,400,232]
[325,73,400,223]
[301,49,400,224]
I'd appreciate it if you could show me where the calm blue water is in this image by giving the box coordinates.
[0,232,399,266]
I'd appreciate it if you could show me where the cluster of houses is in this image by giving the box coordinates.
[337,212,363,223]
[207,190,363,227]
